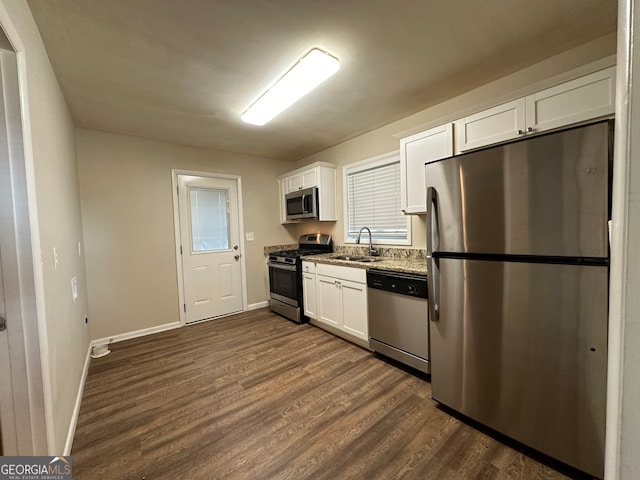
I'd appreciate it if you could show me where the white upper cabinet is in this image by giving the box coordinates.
[399,123,453,214]
[525,67,616,134]
[288,168,317,192]
[454,67,615,153]
[454,98,526,153]
[278,177,290,224]
[278,162,337,223]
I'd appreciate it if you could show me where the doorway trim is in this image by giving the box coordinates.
[0,3,49,454]
[171,169,248,326]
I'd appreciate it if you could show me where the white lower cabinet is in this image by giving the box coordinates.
[302,261,317,319]
[315,263,368,343]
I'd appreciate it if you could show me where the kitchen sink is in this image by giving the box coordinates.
[332,255,365,261]
[332,254,382,263]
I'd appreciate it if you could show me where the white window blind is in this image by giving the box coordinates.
[345,154,409,244]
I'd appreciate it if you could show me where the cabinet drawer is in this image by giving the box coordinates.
[302,261,316,274]
[317,263,366,283]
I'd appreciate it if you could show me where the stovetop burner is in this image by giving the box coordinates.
[269,233,333,262]
[270,248,329,258]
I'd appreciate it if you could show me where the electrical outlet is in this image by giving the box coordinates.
[246,232,255,241]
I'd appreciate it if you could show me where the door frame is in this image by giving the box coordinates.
[171,169,248,325]
[0,6,49,455]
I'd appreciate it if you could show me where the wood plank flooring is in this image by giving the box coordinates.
[72,308,582,480]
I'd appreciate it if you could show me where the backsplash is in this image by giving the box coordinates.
[263,244,297,256]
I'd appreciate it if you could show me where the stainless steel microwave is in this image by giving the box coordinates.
[285,187,319,221]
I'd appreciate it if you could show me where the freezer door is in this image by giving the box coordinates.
[425,121,610,258]
[429,257,608,478]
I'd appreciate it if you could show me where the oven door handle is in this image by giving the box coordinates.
[268,262,298,272]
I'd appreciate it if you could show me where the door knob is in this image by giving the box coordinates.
[0,315,6,332]
[234,254,240,260]
[233,245,239,250]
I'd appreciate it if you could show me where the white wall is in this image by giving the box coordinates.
[0,0,90,454]
[75,129,296,340]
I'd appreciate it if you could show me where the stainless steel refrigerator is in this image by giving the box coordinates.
[425,121,611,478]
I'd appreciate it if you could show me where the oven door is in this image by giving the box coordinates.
[268,262,300,307]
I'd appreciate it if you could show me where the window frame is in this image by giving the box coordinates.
[342,150,411,246]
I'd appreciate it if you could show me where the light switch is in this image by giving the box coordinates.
[71,277,78,303]
[53,247,59,270]
[246,232,255,241]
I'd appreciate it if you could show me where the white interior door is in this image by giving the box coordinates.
[178,175,244,323]
[0,252,15,455]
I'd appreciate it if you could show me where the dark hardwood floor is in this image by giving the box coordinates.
[72,308,576,480]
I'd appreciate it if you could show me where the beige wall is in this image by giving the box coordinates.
[76,129,296,340]
[289,34,617,250]
[0,0,90,454]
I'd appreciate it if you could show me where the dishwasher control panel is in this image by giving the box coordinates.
[366,270,427,298]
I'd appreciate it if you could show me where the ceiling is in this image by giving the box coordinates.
[26,0,617,161]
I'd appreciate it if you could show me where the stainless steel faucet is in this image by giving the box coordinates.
[355,227,378,256]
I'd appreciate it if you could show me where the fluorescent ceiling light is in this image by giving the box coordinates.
[241,48,340,126]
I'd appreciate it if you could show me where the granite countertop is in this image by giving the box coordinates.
[263,243,428,275]
[301,252,427,276]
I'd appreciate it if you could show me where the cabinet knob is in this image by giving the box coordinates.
[517,129,524,135]
[527,126,534,133]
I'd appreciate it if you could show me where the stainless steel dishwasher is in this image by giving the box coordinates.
[367,269,429,373]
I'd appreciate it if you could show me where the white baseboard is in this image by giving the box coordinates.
[64,321,181,454]
[67,309,262,453]
[247,301,269,311]
[91,321,182,347]
[64,341,92,455]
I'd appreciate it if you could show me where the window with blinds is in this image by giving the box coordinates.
[344,152,410,245]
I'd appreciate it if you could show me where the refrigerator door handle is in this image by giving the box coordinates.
[426,186,440,321]
[426,186,437,256]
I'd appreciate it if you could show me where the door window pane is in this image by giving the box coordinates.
[189,188,230,252]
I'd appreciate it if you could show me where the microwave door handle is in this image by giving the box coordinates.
[301,194,307,212]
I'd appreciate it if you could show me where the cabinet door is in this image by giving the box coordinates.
[300,169,317,189]
[278,178,291,224]
[317,275,340,327]
[288,173,303,192]
[302,272,317,319]
[400,124,453,214]
[340,280,368,341]
[288,168,317,191]
[525,67,615,134]
[455,98,526,152]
